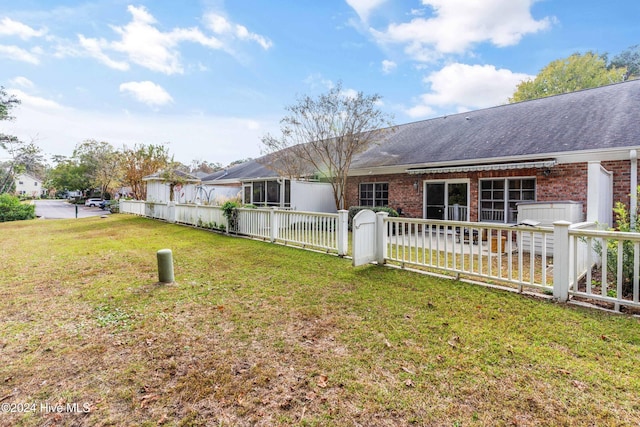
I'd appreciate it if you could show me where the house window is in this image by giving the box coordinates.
[480,178,535,223]
[359,183,389,207]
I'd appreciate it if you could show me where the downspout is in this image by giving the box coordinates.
[631,150,637,230]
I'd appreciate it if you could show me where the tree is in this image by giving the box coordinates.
[0,88,46,194]
[261,82,394,210]
[120,143,171,200]
[510,52,627,103]
[46,157,92,196]
[73,140,121,197]
[610,44,640,80]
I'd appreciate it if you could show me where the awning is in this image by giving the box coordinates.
[406,160,557,175]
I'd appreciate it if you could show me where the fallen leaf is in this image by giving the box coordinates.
[401,367,416,375]
[317,374,328,388]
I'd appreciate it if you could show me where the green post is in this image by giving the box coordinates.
[157,249,175,283]
[75,204,78,218]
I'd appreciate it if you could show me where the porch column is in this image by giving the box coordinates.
[586,161,601,224]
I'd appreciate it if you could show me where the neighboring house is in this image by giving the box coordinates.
[14,173,45,198]
[144,170,201,204]
[345,80,640,227]
[200,159,336,212]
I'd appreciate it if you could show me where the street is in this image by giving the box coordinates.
[34,199,111,219]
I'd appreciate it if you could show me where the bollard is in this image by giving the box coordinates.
[157,249,175,283]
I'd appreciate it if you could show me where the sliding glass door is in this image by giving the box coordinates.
[424,180,469,221]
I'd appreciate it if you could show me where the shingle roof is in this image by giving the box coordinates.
[201,158,278,183]
[351,79,640,170]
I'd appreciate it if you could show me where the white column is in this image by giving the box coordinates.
[553,220,571,302]
[586,161,601,224]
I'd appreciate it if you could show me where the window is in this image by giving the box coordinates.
[359,183,389,207]
[480,178,535,223]
[245,180,291,207]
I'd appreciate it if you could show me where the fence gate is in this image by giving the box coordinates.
[352,209,377,266]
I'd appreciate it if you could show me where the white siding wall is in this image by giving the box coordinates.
[14,174,43,197]
[291,181,336,213]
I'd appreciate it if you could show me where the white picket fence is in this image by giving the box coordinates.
[119,201,348,255]
[353,212,640,312]
[119,201,640,312]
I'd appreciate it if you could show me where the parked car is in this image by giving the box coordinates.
[84,198,104,207]
[99,199,119,213]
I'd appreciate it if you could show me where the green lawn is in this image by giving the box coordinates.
[1,215,640,426]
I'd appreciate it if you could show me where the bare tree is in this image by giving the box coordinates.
[261,82,394,210]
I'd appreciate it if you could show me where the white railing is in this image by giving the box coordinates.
[273,210,340,252]
[383,218,555,293]
[145,202,169,220]
[119,200,145,216]
[236,208,272,240]
[175,204,226,230]
[119,202,348,256]
[568,225,640,311]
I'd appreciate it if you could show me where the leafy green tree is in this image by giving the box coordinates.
[73,140,121,197]
[46,157,92,196]
[510,52,627,103]
[0,86,45,194]
[261,82,394,210]
[610,44,640,80]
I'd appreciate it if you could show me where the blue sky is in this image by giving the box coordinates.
[1,0,639,166]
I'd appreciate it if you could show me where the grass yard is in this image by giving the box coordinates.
[1,215,640,426]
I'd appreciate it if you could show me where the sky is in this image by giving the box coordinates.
[0,0,639,167]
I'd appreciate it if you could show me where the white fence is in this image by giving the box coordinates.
[119,201,348,256]
[120,202,640,312]
[353,213,640,312]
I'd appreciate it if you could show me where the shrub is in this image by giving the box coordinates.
[221,201,239,232]
[347,206,398,230]
[594,193,640,296]
[0,194,36,222]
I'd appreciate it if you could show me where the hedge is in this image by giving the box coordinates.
[0,194,36,222]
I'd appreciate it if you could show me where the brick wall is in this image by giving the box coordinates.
[347,159,631,221]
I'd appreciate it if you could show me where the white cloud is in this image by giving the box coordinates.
[0,44,40,64]
[9,76,35,88]
[78,35,129,71]
[371,0,552,61]
[0,17,47,40]
[345,0,388,22]
[203,13,272,50]
[406,63,533,117]
[381,59,396,74]
[78,5,228,75]
[5,94,271,165]
[7,89,64,110]
[119,81,173,107]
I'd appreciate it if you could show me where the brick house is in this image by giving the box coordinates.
[346,80,640,227]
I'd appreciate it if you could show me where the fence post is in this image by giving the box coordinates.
[337,210,349,256]
[553,220,571,302]
[376,212,389,264]
[270,208,278,243]
[166,202,176,223]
